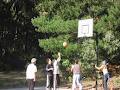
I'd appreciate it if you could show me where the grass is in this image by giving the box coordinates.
[0,71,120,89]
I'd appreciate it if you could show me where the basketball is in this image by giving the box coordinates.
[63,42,68,48]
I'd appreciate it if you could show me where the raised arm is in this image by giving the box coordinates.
[57,52,61,62]
[95,64,104,71]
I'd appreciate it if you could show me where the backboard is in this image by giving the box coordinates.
[78,19,93,37]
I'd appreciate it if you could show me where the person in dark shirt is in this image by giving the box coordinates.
[46,58,53,90]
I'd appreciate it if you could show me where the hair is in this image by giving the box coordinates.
[46,58,52,63]
[75,60,79,64]
[31,58,37,63]
[102,60,107,65]
[46,58,49,63]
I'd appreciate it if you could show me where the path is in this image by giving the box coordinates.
[0,87,71,90]
[0,87,98,90]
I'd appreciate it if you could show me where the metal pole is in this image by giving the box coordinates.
[95,31,99,90]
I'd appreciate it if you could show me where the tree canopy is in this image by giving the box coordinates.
[0,0,40,71]
[0,0,120,75]
[32,0,120,76]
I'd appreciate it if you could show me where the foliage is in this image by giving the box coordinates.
[0,0,120,78]
[32,16,77,33]
[0,0,40,71]
[32,0,120,78]
[95,3,120,63]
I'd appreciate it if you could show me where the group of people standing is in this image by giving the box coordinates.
[25,52,61,90]
[46,52,61,90]
[26,53,110,90]
[46,52,83,90]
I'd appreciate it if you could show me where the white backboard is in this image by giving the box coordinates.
[78,19,93,37]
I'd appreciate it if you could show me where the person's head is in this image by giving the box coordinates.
[102,60,107,65]
[75,60,79,64]
[47,58,52,64]
[31,58,37,64]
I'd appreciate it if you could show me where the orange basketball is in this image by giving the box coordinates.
[63,42,68,48]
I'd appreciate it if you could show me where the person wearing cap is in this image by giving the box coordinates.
[95,60,109,90]
[26,58,37,90]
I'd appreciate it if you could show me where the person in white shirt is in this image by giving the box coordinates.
[53,52,61,90]
[95,60,109,90]
[26,58,37,90]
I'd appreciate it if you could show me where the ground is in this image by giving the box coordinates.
[0,87,70,90]
[0,71,120,90]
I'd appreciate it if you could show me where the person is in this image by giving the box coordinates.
[26,58,37,90]
[95,60,109,90]
[53,52,61,90]
[46,58,53,90]
[71,60,82,90]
